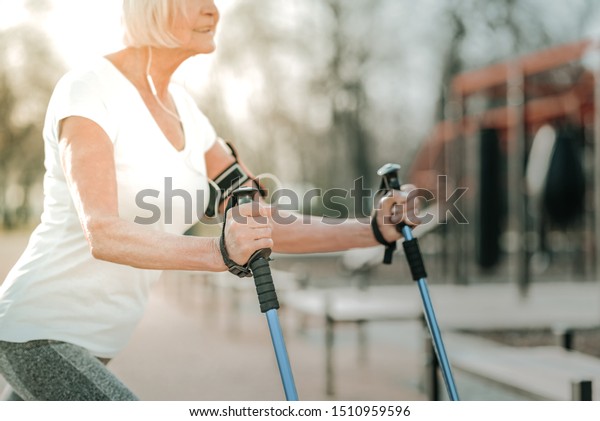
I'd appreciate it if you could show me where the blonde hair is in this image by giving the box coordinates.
[122,0,189,48]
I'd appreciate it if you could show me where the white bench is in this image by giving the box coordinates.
[282,282,600,400]
[444,332,600,400]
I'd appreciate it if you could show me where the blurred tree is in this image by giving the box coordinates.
[0,4,64,229]
[201,0,387,217]
[197,0,599,218]
[316,0,374,215]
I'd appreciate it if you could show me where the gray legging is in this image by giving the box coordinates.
[0,340,138,401]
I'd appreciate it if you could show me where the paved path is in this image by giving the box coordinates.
[107,272,426,401]
[107,271,600,401]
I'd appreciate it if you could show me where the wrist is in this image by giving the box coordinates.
[210,236,228,272]
[218,228,253,278]
[358,217,380,247]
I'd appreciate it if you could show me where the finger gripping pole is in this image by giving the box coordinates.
[249,257,280,313]
[402,238,428,281]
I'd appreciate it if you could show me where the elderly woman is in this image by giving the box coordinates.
[0,0,415,400]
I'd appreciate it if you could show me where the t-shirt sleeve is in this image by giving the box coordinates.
[46,68,118,143]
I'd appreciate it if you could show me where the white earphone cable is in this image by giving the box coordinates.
[146,46,182,123]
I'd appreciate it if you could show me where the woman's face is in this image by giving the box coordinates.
[172,0,220,54]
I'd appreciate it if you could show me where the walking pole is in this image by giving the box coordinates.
[376,163,460,401]
[229,186,299,401]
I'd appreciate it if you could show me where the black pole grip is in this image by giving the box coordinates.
[249,257,280,313]
[402,238,428,281]
[230,187,279,312]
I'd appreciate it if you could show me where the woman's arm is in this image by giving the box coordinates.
[59,117,264,271]
[206,140,416,255]
[269,188,413,254]
[272,214,377,254]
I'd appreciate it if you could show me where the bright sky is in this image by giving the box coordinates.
[0,1,124,67]
[45,0,125,67]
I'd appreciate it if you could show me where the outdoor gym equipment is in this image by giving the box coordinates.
[375,163,460,401]
[229,186,299,401]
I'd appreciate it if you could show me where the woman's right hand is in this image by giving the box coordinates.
[223,201,274,266]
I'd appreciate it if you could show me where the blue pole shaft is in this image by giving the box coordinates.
[402,226,460,401]
[266,309,299,401]
[416,279,460,401]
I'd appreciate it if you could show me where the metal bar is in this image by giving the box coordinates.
[424,323,440,401]
[325,313,335,396]
[507,63,530,297]
[571,380,593,401]
[594,61,600,285]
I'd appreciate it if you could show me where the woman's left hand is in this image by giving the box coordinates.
[375,184,420,243]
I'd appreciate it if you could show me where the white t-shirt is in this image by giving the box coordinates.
[0,58,217,358]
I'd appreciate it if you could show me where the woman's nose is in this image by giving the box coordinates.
[202,0,219,22]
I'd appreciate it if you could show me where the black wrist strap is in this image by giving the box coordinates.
[219,234,252,277]
[371,210,396,264]
[219,200,253,278]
